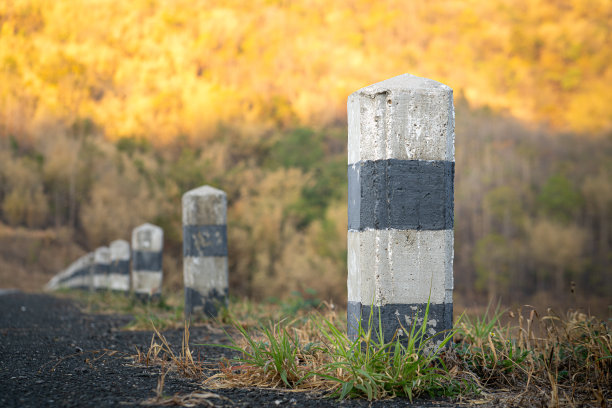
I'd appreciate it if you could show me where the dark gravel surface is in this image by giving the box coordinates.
[0,292,467,407]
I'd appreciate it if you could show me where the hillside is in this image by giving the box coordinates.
[0,0,610,314]
[2,0,611,142]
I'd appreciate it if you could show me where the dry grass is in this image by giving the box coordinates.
[110,295,610,405]
[133,321,205,379]
[455,307,612,407]
[204,303,341,391]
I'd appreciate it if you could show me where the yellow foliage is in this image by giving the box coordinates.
[1,0,610,143]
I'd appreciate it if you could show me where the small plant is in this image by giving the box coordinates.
[206,300,471,401]
[456,305,612,406]
[205,317,326,389]
[311,302,465,401]
[133,320,204,379]
[455,302,531,384]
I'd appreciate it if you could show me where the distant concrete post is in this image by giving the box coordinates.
[131,223,164,299]
[109,239,130,292]
[46,252,94,291]
[182,185,228,319]
[93,247,111,291]
[74,252,95,291]
[347,74,455,345]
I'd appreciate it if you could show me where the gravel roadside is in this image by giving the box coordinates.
[0,292,464,407]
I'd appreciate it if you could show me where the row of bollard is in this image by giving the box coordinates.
[46,74,455,343]
[45,224,164,300]
[45,186,229,319]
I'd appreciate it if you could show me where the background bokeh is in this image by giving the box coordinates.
[1,0,610,315]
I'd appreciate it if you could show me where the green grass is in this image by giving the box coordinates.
[56,289,611,405]
[207,300,470,401]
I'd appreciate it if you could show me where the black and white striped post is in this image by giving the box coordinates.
[46,252,94,291]
[93,247,111,291]
[131,223,164,299]
[182,185,228,319]
[109,239,130,292]
[347,74,455,345]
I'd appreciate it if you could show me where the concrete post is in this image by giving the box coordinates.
[93,247,111,291]
[131,223,164,299]
[109,239,130,292]
[47,253,94,291]
[347,74,455,345]
[182,185,228,319]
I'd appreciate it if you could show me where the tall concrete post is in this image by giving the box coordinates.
[131,223,164,299]
[109,239,130,292]
[182,185,228,319]
[93,247,111,291]
[347,74,455,345]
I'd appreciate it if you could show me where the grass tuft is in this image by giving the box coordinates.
[455,306,612,406]
[205,301,470,401]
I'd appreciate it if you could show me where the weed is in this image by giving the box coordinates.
[133,321,204,379]
[456,306,612,406]
[311,302,465,401]
[206,301,470,401]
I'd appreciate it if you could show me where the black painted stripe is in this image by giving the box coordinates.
[58,266,91,283]
[110,260,130,276]
[348,159,454,231]
[94,263,110,275]
[347,301,453,345]
[184,287,228,318]
[183,225,228,257]
[133,251,163,271]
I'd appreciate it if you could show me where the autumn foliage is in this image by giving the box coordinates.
[0,0,610,313]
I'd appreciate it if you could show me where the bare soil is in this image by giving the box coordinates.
[0,292,467,407]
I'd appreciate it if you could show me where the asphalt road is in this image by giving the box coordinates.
[0,292,464,407]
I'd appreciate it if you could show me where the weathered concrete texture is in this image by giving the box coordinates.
[182,185,228,319]
[348,74,454,164]
[347,229,453,305]
[182,186,227,226]
[132,251,163,271]
[109,240,130,292]
[132,223,164,252]
[183,225,228,257]
[182,255,229,316]
[93,247,111,291]
[347,74,455,344]
[131,271,163,297]
[45,253,93,290]
[347,301,453,348]
[131,223,164,297]
[184,287,228,318]
[348,159,454,231]
[51,253,95,291]
[183,256,228,293]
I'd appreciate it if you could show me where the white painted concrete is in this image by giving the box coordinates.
[182,185,227,226]
[348,73,454,164]
[183,256,228,294]
[132,271,162,295]
[108,275,130,291]
[132,223,163,252]
[93,246,110,290]
[347,229,453,306]
[110,239,130,261]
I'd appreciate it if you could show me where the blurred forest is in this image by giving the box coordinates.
[0,0,610,314]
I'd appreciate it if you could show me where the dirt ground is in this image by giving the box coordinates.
[0,291,475,407]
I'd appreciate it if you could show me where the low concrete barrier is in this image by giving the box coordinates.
[182,185,228,319]
[131,223,163,299]
[109,239,130,292]
[93,247,111,291]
